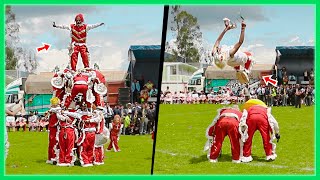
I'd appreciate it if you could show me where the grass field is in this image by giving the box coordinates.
[154,104,315,175]
[6,132,153,175]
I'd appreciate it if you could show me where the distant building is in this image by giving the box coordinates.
[161,62,198,92]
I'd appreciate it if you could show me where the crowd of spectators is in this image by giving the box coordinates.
[103,102,156,135]
[131,77,158,104]
[6,101,157,136]
[160,84,315,108]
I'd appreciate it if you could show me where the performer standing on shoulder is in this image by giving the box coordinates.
[53,14,104,71]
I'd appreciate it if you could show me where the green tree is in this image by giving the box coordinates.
[166,6,203,63]
[6,6,38,73]
[5,6,20,70]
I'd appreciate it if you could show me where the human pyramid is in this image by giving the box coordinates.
[45,14,121,167]
[204,99,280,163]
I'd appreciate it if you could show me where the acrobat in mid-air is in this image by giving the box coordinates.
[53,14,105,71]
[212,18,254,84]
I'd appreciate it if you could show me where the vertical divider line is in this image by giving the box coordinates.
[150,5,169,175]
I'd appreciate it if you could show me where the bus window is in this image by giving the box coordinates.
[12,94,18,103]
[5,95,11,103]
[196,79,201,85]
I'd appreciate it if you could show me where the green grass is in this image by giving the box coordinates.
[6,131,153,175]
[154,104,315,175]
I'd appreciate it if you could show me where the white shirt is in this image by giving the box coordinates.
[221,46,248,67]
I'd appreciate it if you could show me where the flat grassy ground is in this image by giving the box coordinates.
[154,104,315,175]
[6,132,153,175]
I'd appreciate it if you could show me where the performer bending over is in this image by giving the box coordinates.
[205,106,244,163]
[240,105,280,162]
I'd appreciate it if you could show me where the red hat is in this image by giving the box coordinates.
[75,14,84,22]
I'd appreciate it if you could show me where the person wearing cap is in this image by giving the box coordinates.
[205,106,244,163]
[212,19,253,84]
[46,97,62,164]
[53,14,104,71]
[240,105,280,162]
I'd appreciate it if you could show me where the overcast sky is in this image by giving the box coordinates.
[11,6,163,72]
[167,5,315,64]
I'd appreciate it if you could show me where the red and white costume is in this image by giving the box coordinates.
[205,108,243,163]
[28,115,38,131]
[6,116,16,129]
[64,73,90,108]
[91,70,107,108]
[52,74,65,102]
[164,92,172,104]
[16,116,27,131]
[199,93,207,103]
[191,92,199,103]
[179,92,186,104]
[240,105,279,162]
[186,92,192,103]
[67,110,100,167]
[93,110,106,165]
[52,68,73,103]
[39,116,49,130]
[160,93,165,103]
[47,106,61,164]
[107,122,122,152]
[56,111,77,166]
[207,92,215,103]
[54,14,104,71]
[172,92,179,104]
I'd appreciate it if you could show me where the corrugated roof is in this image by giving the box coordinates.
[276,46,314,57]
[129,45,161,60]
[205,64,273,79]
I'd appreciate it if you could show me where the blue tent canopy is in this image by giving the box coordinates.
[127,45,161,101]
[276,46,314,57]
[275,46,314,81]
[129,45,161,60]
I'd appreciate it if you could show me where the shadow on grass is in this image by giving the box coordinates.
[189,154,208,164]
[189,154,235,164]
[252,155,272,162]
[189,154,273,164]
[36,159,45,164]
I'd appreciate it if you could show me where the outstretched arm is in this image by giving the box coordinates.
[229,21,246,57]
[212,26,230,55]
[87,23,105,31]
[53,22,70,30]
